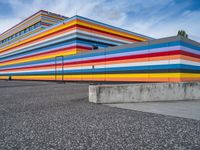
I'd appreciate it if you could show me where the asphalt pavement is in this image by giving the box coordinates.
[0,80,200,149]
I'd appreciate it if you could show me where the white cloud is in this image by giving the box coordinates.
[0,0,199,42]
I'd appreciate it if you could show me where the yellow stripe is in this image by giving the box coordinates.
[9,73,179,79]
[0,50,77,67]
[18,28,43,39]
[1,13,65,41]
[1,28,43,49]
[180,73,200,78]
[0,19,41,40]
[0,13,42,38]
[63,73,198,78]
[42,19,59,24]
[7,73,200,81]
[0,18,147,53]
[0,76,8,79]
[77,20,147,41]
[4,73,199,79]
[0,20,77,53]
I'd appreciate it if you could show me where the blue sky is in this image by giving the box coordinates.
[0,0,200,41]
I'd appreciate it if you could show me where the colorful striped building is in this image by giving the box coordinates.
[0,10,67,48]
[0,10,199,82]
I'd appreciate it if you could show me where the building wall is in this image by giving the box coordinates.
[0,10,67,47]
[5,15,197,82]
[0,36,199,82]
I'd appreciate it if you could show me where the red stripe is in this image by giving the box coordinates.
[63,50,183,65]
[1,21,141,54]
[0,25,77,54]
[0,45,90,64]
[76,24,142,42]
[2,50,198,72]
[41,22,51,26]
[0,10,46,37]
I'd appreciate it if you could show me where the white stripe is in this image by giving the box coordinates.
[76,30,132,44]
[181,46,200,55]
[0,33,77,58]
[1,59,200,74]
[1,30,76,55]
[181,59,200,66]
[95,60,180,68]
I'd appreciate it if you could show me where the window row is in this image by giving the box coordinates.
[0,22,41,45]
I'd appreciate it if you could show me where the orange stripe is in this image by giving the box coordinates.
[180,78,200,82]
[2,54,200,72]
[0,49,76,66]
[180,55,200,62]
[77,19,147,41]
[6,75,196,82]
[77,26,136,43]
[0,26,77,55]
[0,18,147,54]
[0,20,77,53]
[1,13,42,38]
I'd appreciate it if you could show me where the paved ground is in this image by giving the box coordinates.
[107,100,200,120]
[0,80,200,149]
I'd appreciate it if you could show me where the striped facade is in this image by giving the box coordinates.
[0,13,199,82]
[0,10,67,48]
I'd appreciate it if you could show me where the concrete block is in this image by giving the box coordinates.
[89,82,200,103]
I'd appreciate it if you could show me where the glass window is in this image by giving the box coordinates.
[36,22,41,27]
[30,25,34,30]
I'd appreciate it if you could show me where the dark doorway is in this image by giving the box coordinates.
[55,56,64,81]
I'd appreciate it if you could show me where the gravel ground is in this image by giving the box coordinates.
[0,80,200,150]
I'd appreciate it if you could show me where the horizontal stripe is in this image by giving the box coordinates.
[1,48,199,70]
[2,73,200,78]
[1,64,200,75]
[0,17,147,54]
[1,69,200,76]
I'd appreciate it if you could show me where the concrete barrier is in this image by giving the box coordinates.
[89,82,200,103]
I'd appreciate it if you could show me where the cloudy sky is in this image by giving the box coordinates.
[0,0,200,41]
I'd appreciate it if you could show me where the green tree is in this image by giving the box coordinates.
[177,30,188,38]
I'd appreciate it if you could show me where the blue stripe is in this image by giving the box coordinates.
[3,64,200,76]
[1,40,199,70]
[180,41,200,51]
